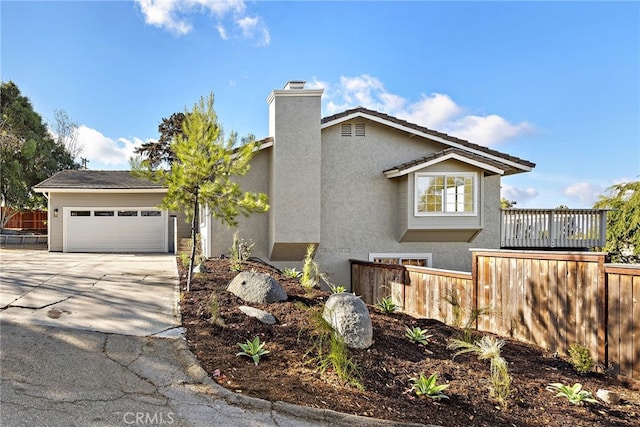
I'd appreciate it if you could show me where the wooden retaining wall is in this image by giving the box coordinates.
[351,250,640,380]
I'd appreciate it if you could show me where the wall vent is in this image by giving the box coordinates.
[341,124,352,137]
[355,123,366,137]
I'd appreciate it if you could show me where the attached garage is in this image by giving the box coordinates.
[33,170,190,253]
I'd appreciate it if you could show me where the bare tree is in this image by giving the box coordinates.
[52,109,83,160]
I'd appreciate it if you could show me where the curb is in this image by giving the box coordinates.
[171,337,439,427]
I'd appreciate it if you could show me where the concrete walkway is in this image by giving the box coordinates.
[0,248,425,427]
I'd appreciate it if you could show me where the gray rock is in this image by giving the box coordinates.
[227,271,287,304]
[322,293,373,349]
[239,306,277,325]
[193,263,208,274]
[596,389,620,404]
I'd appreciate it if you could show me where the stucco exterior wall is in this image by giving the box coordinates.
[315,119,502,287]
[47,192,169,251]
[206,149,271,259]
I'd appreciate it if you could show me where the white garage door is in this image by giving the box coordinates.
[64,207,167,252]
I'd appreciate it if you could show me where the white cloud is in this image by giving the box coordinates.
[501,184,539,205]
[236,16,270,47]
[135,0,269,46]
[77,125,149,170]
[444,115,534,147]
[216,24,229,40]
[562,182,604,205]
[323,74,533,146]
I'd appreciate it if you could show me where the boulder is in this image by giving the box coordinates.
[227,271,287,304]
[239,306,277,325]
[322,293,373,349]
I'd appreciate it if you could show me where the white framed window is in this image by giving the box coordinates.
[415,172,476,216]
[369,253,432,267]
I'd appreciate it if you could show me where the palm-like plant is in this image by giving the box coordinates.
[236,336,270,366]
[409,373,450,400]
[547,383,598,406]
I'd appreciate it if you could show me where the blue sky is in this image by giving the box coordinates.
[2,0,638,208]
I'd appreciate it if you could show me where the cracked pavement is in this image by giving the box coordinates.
[1,248,413,427]
[0,249,325,426]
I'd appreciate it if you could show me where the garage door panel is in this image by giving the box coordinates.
[65,208,166,252]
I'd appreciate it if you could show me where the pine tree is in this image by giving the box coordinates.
[138,93,268,289]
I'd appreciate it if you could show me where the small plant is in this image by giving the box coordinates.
[179,252,190,268]
[448,335,511,406]
[546,382,598,406]
[301,244,321,290]
[208,292,224,326]
[329,284,347,294]
[306,308,363,389]
[568,343,593,374]
[229,231,255,271]
[405,326,432,345]
[236,336,269,366]
[409,373,450,400]
[282,267,301,279]
[375,296,398,314]
[443,290,490,343]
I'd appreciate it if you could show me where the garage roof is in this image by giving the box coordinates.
[33,170,167,192]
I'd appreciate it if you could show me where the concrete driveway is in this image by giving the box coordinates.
[0,248,419,427]
[0,249,181,336]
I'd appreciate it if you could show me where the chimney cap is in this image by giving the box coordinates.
[284,81,305,90]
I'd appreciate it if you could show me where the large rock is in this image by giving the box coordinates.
[238,306,277,325]
[227,272,287,304]
[322,293,373,349]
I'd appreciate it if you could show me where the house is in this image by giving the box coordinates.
[33,170,189,253]
[200,81,536,287]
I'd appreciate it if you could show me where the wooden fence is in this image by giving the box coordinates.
[351,249,640,380]
[1,208,48,232]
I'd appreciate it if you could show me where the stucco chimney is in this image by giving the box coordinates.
[266,81,324,260]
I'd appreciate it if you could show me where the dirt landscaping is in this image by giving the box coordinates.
[180,257,640,427]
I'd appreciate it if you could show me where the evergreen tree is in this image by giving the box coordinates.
[137,93,268,289]
[594,180,640,262]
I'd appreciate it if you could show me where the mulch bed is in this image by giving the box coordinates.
[180,257,640,427]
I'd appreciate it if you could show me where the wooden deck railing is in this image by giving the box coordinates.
[501,209,607,249]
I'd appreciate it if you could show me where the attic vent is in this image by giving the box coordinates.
[341,124,352,137]
[355,123,365,137]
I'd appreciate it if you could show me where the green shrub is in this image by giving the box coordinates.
[236,336,269,366]
[405,326,432,345]
[329,284,346,294]
[282,267,301,279]
[409,373,450,400]
[546,382,598,406]
[568,343,593,374]
[375,296,398,314]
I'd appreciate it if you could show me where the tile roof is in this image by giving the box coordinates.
[321,107,536,171]
[33,170,166,190]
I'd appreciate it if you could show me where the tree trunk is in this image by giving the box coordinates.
[186,190,199,291]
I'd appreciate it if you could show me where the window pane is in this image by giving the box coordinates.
[417,176,444,213]
[118,210,138,217]
[70,210,90,217]
[94,211,114,217]
[141,210,161,217]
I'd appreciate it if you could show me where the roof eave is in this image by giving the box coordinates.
[33,188,168,194]
[384,152,506,178]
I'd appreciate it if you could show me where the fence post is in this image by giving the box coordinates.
[471,250,479,329]
[598,253,608,368]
